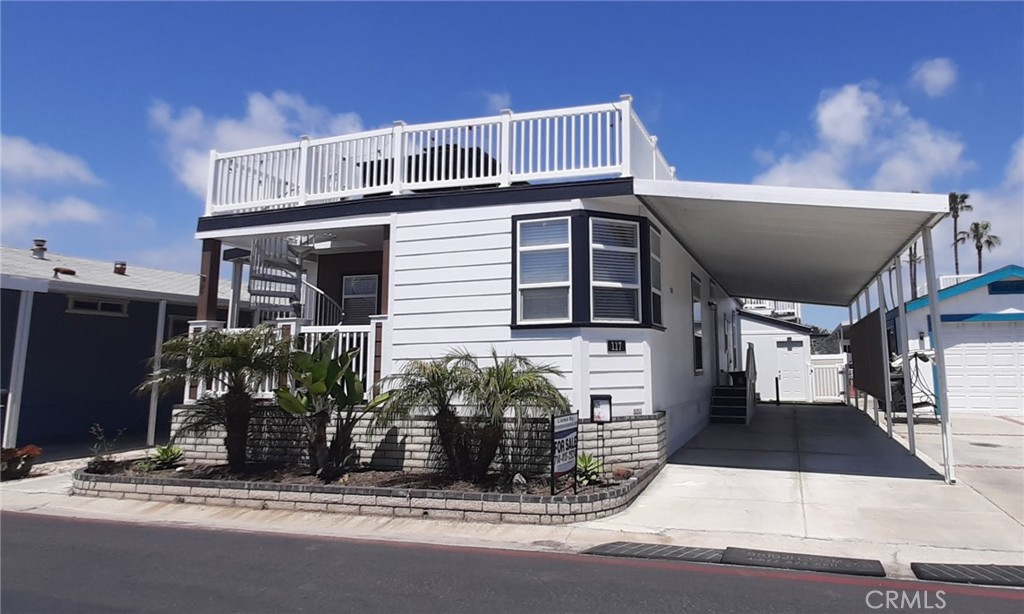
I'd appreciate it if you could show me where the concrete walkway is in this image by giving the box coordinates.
[580,404,1023,575]
[2,405,1021,580]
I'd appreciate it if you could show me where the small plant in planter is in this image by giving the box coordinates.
[86,423,126,474]
[576,452,603,486]
[1,444,43,481]
[134,444,185,472]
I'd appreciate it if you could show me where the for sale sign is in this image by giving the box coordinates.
[551,414,579,495]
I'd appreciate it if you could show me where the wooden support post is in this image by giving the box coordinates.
[197,239,222,321]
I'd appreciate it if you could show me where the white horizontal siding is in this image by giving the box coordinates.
[393,294,510,315]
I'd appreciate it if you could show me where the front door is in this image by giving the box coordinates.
[775,338,808,401]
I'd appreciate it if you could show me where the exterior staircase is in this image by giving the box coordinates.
[249,236,309,324]
[709,386,748,425]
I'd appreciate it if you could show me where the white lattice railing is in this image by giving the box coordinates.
[205,96,676,215]
[184,323,376,404]
[810,354,845,402]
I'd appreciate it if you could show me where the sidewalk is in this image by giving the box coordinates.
[3,449,1021,581]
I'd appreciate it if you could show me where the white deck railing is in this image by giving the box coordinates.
[204,96,676,215]
[184,323,376,404]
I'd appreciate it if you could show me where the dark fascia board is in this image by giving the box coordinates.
[197,177,635,234]
[737,309,814,333]
[223,248,251,262]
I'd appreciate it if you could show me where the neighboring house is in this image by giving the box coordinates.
[739,298,802,323]
[0,241,241,447]
[185,97,949,456]
[888,265,1024,414]
[739,311,814,403]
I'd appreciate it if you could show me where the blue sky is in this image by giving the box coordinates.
[2,2,1022,329]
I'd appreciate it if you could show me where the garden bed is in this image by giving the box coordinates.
[71,461,663,525]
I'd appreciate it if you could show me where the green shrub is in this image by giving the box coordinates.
[576,452,603,486]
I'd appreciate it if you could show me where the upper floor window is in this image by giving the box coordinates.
[590,218,640,323]
[650,226,663,326]
[67,296,128,317]
[517,217,571,323]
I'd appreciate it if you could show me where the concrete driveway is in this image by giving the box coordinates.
[581,404,1024,572]
[893,413,1024,525]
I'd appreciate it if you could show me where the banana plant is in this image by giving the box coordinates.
[277,334,366,480]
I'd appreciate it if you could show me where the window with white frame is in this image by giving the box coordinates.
[591,218,640,323]
[517,218,571,323]
[342,275,378,324]
[650,226,663,326]
[66,296,128,317]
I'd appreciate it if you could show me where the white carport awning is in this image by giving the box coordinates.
[635,179,947,306]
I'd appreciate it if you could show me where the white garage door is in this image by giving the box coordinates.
[942,321,1024,412]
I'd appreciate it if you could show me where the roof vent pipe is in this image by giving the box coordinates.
[114,261,127,275]
[31,238,47,260]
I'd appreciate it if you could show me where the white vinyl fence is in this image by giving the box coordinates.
[810,354,846,402]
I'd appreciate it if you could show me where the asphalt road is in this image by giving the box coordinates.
[1,513,1021,614]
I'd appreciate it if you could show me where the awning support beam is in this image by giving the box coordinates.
[876,275,893,438]
[922,227,955,484]
[894,253,916,455]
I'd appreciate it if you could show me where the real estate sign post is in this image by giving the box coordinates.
[551,414,578,495]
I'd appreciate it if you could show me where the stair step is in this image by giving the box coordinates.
[262,256,302,272]
[249,300,292,311]
[710,416,746,425]
[711,396,746,407]
[248,289,298,299]
[713,386,747,397]
[710,406,747,418]
[250,272,299,285]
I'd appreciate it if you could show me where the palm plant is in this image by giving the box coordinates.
[276,334,370,479]
[456,349,569,482]
[371,348,569,483]
[955,221,1001,274]
[141,324,289,472]
[947,192,972,275]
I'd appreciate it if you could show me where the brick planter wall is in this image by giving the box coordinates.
[172,406,667,476]
[70,463,661,525]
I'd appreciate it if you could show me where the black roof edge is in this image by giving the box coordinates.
[223,248,250,262]
[197,177,635,234]
[738,309,815,333]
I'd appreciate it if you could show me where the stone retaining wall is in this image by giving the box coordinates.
[71,463,661,525]
[172,406,667,476]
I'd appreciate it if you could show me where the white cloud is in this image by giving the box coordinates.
[149,91,365,200]
[482,91,511,114]
[0,135,101,184]
[911,58,958,98]
[1,193,105,233]
[1005,136,1024,185]
[754,82,971,192]
[129,239,202,274]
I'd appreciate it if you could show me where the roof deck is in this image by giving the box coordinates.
[204,96,674,216]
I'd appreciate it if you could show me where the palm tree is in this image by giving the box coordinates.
[947,192,972,275]
[956,221,1002,274]
[907,241,923,299]
[142,324,289,472]
[372,348,569,483]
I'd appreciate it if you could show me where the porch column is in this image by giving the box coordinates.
[922,227,955,484]
[380,226,390,316]
[864,290,874,420]
[876,276,893,437]
[227,259,244,328]
[2,291,34,448]
[845,304,853,405]
[147,299,167,446]
[197,239,222,321]
[894,254,916,455]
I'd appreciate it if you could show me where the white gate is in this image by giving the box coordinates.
[810,354,845,402]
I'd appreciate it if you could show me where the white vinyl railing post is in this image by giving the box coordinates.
[297,136,310,207]
[186,320,225,403]
[499,109,513,187]
[650,136,659,180]
[618,94,632,177]
[205,150,218,217]
[391,121,406,195]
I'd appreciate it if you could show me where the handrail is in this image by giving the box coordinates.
[301,280,344,327]
[205,97,675,216]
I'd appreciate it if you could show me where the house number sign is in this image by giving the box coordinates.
[607,340,626,353]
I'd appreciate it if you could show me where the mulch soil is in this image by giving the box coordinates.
[93,461,618,496]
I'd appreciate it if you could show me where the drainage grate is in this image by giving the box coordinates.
[911,562,1024,587]
[583,541,724,563]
